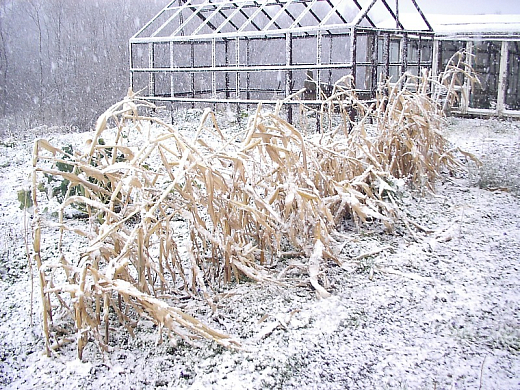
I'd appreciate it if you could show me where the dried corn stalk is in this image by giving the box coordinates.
[31,52,477,358]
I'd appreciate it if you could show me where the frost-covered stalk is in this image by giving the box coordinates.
[31,54,478,358]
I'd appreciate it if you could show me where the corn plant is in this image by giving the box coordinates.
[31,53,478,359]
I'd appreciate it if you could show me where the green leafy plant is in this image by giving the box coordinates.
[38,140,124,210]
[17,189,33,210]
[38,144,85,206]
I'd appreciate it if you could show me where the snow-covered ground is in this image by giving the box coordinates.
[1,114,519,389]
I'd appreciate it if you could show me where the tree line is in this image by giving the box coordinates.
[0,0,169,132]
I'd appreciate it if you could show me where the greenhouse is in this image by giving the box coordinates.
[130,0,434,117]
[429,14,520,117]
[129,0,520,117]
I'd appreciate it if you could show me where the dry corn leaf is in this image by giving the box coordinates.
[31,52,478,358]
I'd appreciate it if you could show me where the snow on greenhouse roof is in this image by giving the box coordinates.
[429,14,520,40]
[379,13,520,40]
[131,0,433,42]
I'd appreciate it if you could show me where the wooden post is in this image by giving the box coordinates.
[461,41,473,114]
[431,39,439,77]
[497,41,509,115]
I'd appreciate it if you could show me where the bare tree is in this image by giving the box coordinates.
[0,0,170,131]
[25,0,46,122]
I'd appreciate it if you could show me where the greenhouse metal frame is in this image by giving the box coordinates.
[129,0,435,117]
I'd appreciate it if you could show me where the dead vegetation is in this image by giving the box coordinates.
[31,52,478,359]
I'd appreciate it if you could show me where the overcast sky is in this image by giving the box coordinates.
[412,0,520,15]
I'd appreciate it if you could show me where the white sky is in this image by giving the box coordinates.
[412,0,520,15]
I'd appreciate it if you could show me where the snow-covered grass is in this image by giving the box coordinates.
[449,117,520,196]
[1,112,519,389]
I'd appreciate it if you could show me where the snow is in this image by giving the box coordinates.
[1,115,520,389]
[379,13,520,38]
[427,14,520,36]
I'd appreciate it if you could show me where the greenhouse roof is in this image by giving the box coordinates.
[131,0,433,42]
[429,14,520,40]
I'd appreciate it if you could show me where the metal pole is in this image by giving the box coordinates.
[317,31,322,96]
[316,31,324,131]
[235,38,240,113]
[212,38,217,99]
[401,33,408,78]
[286,32,293,123]
[383,33,390,82]
[246,38,251,101]
[149,43,155,97]
[129,42,134,93]
[328,34,333,85]
[395,0,399,29]
[371,32,378,95]
[190,41,195,107]
[417,35,422,76]
[225,40,230,99]
[350,30,357,87]
[170,41,175,97]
